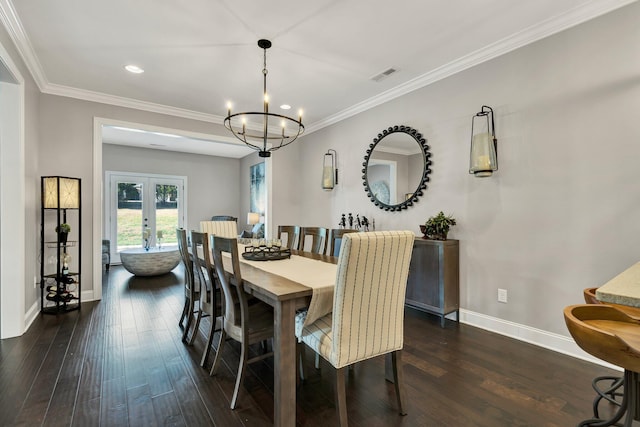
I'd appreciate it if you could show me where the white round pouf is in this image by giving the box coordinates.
[119,246,181,276]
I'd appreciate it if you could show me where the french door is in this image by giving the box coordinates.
[106,172,186,263]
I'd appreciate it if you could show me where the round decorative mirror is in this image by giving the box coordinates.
[362,125,431,211]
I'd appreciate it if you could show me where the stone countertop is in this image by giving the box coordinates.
[596,262,640,308]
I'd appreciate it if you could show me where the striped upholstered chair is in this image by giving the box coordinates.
[295,230,415,426]
[199,220,238,239]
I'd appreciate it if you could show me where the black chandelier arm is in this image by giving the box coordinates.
[224,113,304,153]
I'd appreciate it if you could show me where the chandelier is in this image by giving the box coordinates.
[224,39,305,158]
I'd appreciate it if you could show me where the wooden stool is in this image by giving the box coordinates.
[564,304,640,426]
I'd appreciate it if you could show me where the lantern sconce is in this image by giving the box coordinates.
[469,105,498,178]
[322,149,338,190]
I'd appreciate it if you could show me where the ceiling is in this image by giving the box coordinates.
[1,0,636,156]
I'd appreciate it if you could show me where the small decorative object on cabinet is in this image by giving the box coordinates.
[40,176,81,314]
[405,238,459,327]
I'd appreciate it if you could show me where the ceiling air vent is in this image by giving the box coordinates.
[370,67,398,82]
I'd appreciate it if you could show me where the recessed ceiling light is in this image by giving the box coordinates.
[125,64,144,74]
[280,104,291,110]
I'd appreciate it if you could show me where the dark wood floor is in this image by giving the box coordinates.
[0,265,621,426]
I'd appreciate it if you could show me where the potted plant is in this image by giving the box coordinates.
[420,211,456,240]
[56,223,71,244]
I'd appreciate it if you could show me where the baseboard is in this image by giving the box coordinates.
[81,289,95,302]
[459,309,620,371]
[24,300,39,332]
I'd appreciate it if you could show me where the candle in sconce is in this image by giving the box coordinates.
[477,155,491,170]
[323,166,334,188]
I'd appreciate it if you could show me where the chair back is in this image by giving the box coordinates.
[328,229,358,257]
[190,231,216,308]
[277,225,300,250]
[210,235,247,340]
[212,215,237,222]
[200,220,238,238]
[176,228,196,297]
[331,231,414,368]
[299,227,328,254]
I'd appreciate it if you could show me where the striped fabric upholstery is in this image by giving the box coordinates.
[199,220,238,238]
[296,230,415,369]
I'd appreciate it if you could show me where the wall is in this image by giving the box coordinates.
[37,94,232,298]
[103,144,241,232]
[293,3,640,337]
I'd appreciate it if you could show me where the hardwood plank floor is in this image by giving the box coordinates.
[0,265,623,426]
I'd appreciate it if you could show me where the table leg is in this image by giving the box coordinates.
[274,299,296,427]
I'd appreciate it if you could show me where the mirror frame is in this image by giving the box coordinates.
[362,125,432,211]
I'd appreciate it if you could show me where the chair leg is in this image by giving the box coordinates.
[188,306,203,345]
[181,298,195,343]
[178,298,189,329]
[210,329,227,376]
[391,350,407,415]
[335,367,348,427]
[230,340,249,410]
[201,316,217,367]
[297,342,306,383]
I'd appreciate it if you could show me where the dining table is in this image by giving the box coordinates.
[198,244,338,427]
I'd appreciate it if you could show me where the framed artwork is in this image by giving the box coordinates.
[250,162,265,214]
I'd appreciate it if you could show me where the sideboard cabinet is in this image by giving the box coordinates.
[406,238,459,327]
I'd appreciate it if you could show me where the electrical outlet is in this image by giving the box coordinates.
[498,288,508,303]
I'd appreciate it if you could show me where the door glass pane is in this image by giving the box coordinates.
[117,181,143,251]
[155,183,179,246]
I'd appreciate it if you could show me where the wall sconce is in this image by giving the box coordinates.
[469,105,498,178]
[322,149,338,190]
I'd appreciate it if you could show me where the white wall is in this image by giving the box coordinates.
[291,3,640,336]
[103,144,241,232]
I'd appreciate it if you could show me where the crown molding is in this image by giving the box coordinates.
[306,0,639,134]
[0,0,47,90]
[2,0,637,134]
[43,81,225,123]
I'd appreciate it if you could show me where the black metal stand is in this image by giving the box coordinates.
[579,370,639,427]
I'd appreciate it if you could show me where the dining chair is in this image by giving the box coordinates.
[295,230,415,426]
[327,229,358,257]
[298,226,328,254]
[277,225,300,250]
[200,220,238,238]
[176,228,199,343]
[190,231,223,367]
[209,235,274,409]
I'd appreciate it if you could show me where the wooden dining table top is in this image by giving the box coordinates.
[211,247,337,302]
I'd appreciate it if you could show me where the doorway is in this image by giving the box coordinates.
[105,172,185,264]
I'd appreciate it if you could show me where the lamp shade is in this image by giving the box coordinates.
[469,132,497,177]
[42,176,80,209]
[247,212,260,225]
